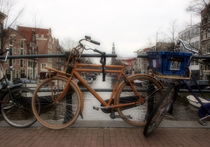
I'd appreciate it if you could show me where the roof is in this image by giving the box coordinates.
[17,26,51,42]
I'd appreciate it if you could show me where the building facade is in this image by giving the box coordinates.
[3,26,64,81]
[134,48,152,74]
[179,23,200,51]
[200,5,210,80]
[0,11,6,51]
[3,28,29,80]
[178,23,201,79]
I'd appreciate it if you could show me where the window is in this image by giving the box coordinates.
[9,36,13,45]
[20,60,23,67]
[12,59,16,65]
[201,31,203,40]
[41,63,46,69]
[207,44,210,54]
[17,59,19,65]
[20,49,24,55]
[207,29,210,38]
[28,61,31,67]
[20,40,24,48]
[20,69,25,78]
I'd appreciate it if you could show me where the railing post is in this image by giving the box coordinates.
[9,45,12,81]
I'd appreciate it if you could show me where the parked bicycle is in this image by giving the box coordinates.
[143,40,210,137]
[0,49,36,128]
[32,36,163,129]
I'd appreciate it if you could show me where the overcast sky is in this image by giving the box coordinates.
[11,0,200,57]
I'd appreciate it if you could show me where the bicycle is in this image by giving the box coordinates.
[32,36,164,129]
[0,49,36,128]
[143,40,210,137]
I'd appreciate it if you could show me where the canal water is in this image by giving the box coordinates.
[78,74,119,120]
[79,74,200,121]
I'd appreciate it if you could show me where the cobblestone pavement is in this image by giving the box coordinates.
[0,127,209,147]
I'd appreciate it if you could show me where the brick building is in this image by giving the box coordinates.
[3,28,29,80]
[3,26,64,80]
[120,58,136,74]
[0,11,6,51]
[200,5,210,80]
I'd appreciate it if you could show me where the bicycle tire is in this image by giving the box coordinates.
[116,74,163,127]
[1,87,37,128]
[143,86,175,137]
[32,76,81,129]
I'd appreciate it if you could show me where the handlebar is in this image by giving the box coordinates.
[79,36,100,47]
[84,46,106,81]
[90,40,100,45]
[85,36,100,45]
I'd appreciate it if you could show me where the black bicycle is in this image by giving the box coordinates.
[0,49,36,128]
[143,40,210,137]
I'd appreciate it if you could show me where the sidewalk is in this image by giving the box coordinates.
[0,120,210,147]
[0,127,209,147]
[0,120,210,128]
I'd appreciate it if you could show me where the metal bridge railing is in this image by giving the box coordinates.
[0,52,209,93]
[0,53,210,60]
[0,53,117,59]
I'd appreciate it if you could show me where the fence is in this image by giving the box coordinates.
[0,53,210,59]
[0,52,209,93]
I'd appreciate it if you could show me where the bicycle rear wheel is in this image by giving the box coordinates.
[143,86,175,137]
[32,76,81,129]
[116,74,163,127]
[1,87,36,128]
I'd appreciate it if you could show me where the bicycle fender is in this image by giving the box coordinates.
[115,74,164,101]
[128,74,164,88]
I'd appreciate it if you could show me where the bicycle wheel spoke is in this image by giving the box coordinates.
[1,87,36,128]
[144,86,175,137]
[32,76,81,129]
[116,75,162,127]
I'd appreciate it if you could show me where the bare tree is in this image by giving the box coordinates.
[60,37,77,51]
[155,20,177,50]
[0,0,24,28]
[0,0,24,50]
[187,0,209,14]
[167,20,178,44]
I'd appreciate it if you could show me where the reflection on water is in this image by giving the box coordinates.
[79,74,118,120]
[79,74,147,121]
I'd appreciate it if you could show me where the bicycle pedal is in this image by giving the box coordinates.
[109,113,121,119]
[93,106,99,111]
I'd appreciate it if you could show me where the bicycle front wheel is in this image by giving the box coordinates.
[32,76,81,129]
[143,86,175,137]
[1,87,36,128]
[116,74,163,127]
